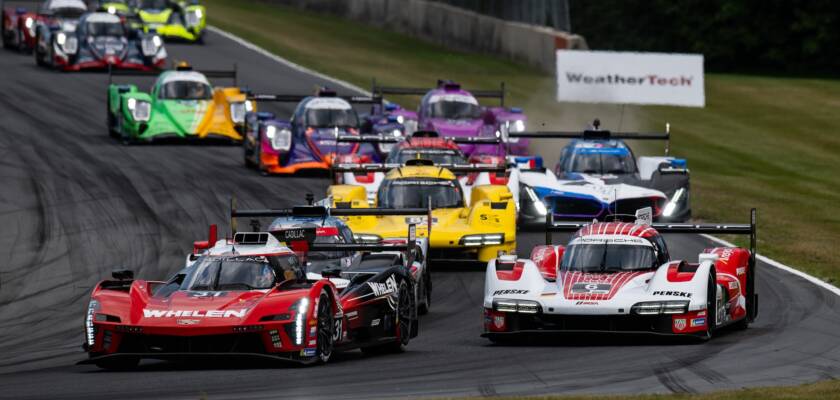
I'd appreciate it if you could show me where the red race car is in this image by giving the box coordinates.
[2,0,87,53]
[81,220,421,369]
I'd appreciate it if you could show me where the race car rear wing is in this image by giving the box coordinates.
[335,133,503,145]
[508,120,671,155]
[107,65,239,86]
[229,201,433,234]
[331,162,506,174]
[248,93,383,104]
[372,80,506,106]
[545,208,758,321]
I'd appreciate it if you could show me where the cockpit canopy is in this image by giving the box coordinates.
[378,177,464,209]
[181,254,303,291]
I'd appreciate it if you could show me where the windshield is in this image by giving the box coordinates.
[378,178,463,209]
[305,108,359,128]
[159,81,212,100]
[561,242,656,273]
[181,255,301,291]
[86,22,125,37]
[568,151,636,175]
[136,0,170,9]
[53,7,86,18]
[429,100,482,120]
[391,149,466,165]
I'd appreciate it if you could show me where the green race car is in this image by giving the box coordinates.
[107,63,252,144]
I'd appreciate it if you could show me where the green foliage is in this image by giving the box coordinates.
[569,0,840,74]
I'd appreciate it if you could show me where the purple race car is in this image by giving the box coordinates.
[372,80,528,157]
[242,89,384,175]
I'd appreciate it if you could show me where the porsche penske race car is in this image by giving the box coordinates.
[242,89,383,175]
[372,80,528,156]
[33,10,166,71]
[2,0,86,53]
[482,208,758,342]
[328,159,516,264]
[509,120,690,222]
[106,63,250,143]
[333,130,507,204]
[133,0,205,43]
[81,220,422,369]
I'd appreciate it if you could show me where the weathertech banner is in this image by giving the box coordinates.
[555,50,705,107]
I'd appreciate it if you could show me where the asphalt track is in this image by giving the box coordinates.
[1,30,840,400]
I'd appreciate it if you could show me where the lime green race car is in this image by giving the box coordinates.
[137,0,206,43]
[107,64,253,144]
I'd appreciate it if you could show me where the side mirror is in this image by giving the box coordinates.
[111,269,134,281]
[321,268,342,278]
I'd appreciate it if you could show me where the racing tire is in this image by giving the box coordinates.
[315,291,334,364]
[93,356,139,370]
[698,269,717,341]
[362,279,412,355]
[107,104,117,138]
[418,271,431,315]
[33,33,46,67]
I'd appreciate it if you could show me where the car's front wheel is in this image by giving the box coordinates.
[699,269,717,341]
[315,291,334,363]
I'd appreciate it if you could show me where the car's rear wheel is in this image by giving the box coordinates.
[33,33,46,67]
[315,291,334,363]
[362,279,412,355]
[418,271,431,315]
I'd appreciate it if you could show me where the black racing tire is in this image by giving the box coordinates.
[362,279,412,355]
[34,33,46,67]
[418,271,431,315]
[94,356,139,370]
[107,104,117,137]
[699,269,717,341]
[315,291,334,364]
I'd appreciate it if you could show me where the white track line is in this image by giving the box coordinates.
[207,25,372,96]
[208,24,840,298]
[701,234,840,297]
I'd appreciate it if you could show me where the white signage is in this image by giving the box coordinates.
[556,50,705,107]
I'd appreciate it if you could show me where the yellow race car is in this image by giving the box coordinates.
[328,159,516,264]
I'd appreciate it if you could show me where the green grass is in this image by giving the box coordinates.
[439,379,840,400]
[204,0,840,286]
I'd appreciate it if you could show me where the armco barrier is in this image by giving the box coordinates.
[258,0,587,73]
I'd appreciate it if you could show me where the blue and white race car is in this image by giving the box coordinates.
[508,120,690,224]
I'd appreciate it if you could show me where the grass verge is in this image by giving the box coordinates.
[203,0,840,285]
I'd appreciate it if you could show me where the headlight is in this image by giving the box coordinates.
[230,102,246,124]
[265,125,292,151]
[493,299,540,314]
[662,188,685,217]
[127,99,151,122]
[245,100,254,112]
[56,32,66,46]
[185,9,202,26]
[62,36,78,54]
[511,120,525,132]
[107,6,116,14]
[141,35,161,56]
[631,301,689,315]
[24,17,34,36]
[396,115,404,124]
[353,233,382,243]
[460,233,504,246]
[523,186,547,216]
[292,297,309,346]
[86,300,100,347]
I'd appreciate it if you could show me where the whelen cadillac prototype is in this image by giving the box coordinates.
[81,219,423,369]
[482,208,758,341]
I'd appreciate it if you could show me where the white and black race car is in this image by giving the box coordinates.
[482,208,757,342]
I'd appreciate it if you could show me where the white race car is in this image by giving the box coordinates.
[482,208,757,342]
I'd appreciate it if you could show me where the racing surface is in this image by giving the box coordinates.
[1,31,840,400]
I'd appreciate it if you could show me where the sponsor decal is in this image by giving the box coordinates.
[493,289,528,296]
[690,317,706,327]
[302,348,317,357]
[143,309,248,318]
[728,281,739,290]
[736,267,746,276]
[652,290,692,298]
[493,315,505,329]
[673,318,687,331]
[176,319,200,325]
[186,291,228,298]
[718,248,734,263]
[371,318,380,327]
[571,282,611,294]
[575,301,599,305]
[332,319,343,341]
[367,275,398,297]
